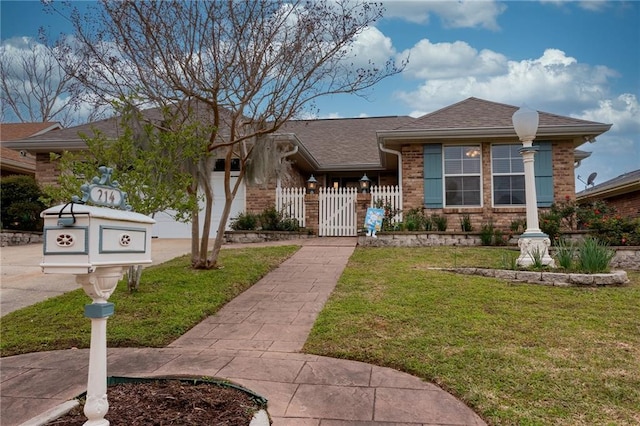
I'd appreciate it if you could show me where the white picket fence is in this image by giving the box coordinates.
[319,187,358,236]
[370,185,403,223]
[275,184,403,235]
[276,186,306,227]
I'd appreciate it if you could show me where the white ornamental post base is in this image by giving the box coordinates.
[76,266,125,426]
[517,234,555,268]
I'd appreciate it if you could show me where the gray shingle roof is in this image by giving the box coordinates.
[399,97,607,130]
[280,116,413,167]
[576,169,640,198]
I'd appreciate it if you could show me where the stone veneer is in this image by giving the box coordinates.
[1,231,43,246]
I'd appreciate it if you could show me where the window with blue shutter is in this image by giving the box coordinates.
[423,144,443,208]
[533,141,553,207]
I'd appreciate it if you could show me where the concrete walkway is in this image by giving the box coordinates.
[1,238,486,425]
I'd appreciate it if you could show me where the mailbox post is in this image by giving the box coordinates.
[40,167,155,426]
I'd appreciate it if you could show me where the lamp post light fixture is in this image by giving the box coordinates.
[306,174,318,194]
[359,173,371,194]
[512,105,555,267]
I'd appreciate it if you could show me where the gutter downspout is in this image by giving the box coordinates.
[379,142,403,220]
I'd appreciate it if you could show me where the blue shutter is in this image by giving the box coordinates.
[534,141,553,207]
[424,144,443,208]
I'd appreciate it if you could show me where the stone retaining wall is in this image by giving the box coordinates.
[1,230,43,246]
[441,267,629,287]
[358,232,640,270]
[223,231,311,244]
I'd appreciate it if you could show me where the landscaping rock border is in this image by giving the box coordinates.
[224,230,311,244]
[440,267,629,287]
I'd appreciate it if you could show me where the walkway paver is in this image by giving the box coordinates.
[0,238,486,425]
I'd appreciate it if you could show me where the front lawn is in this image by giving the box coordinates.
[0,245,299,357]
[304,246,640,426]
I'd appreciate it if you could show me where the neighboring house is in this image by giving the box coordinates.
[0,122,62,177]
[5,97,612,238]
[576,169,640,218]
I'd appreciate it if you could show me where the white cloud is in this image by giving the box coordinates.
[577,94,640,133]
[347,26,396,67]
[540,0,609,12]
[395,48,620,115]
[381,0,506,30]
[400,39,507,79]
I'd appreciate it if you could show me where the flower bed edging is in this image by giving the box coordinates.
[224,230,311,244]
[439,267,629,287]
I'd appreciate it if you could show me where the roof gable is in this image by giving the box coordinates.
[399,97,608,130]
[0,122,62,141]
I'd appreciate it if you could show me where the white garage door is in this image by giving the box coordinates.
[152,173,245,238]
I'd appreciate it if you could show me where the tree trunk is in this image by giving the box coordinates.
[207,160,245,268]
[126,265,143,292]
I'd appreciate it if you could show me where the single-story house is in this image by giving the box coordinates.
[576,169,640,218]
[0,122,62,177]
[5,97,612,238]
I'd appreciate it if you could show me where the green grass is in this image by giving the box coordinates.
[304,247,640,426]
[0,245,299,357]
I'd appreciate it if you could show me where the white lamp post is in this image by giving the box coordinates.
[512,105,555,267]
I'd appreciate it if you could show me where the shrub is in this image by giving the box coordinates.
[230,206,300,232]
[480,222,495,246]
[493,229,507,246]
[577,237,615,274]
[402,208,426,231]
[230,211,259,230]
[259,206,281,231]
[510,218,526,234]
[431,214,448,231]
[0,175,46,231]
[373,198,401,231]
[460,214,473,232]
[539,210,561,243]
[277,217,300,232]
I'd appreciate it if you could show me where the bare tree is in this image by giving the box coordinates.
[52,0,403,269]
[0,37,91,126]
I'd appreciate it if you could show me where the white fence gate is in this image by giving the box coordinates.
[276,187,306,227]
[319,187,358,236]
[370,185,403,224]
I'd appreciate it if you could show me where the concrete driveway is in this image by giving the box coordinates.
[0,239,192,317]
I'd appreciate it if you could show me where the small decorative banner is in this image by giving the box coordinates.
[364,207,384,236]
[73,166,132,211]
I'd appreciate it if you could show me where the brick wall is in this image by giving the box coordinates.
[552,140,576,201]
[400,140,577,233]
[401,144,424,210]
[601,192,640,218]
[35,152,62,188]
[245,182,277,213]
[305,194,319,235]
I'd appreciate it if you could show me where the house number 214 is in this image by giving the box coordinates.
[90,186,122,207]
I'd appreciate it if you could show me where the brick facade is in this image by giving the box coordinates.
[597,192,640,218]
[401,140,576,232]
[35,152,62,188]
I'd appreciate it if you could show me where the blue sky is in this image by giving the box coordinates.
[1,0,639,188]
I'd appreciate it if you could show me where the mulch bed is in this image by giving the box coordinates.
[47,379,266,425]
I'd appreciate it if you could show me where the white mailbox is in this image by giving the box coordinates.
[41,203,155,274]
